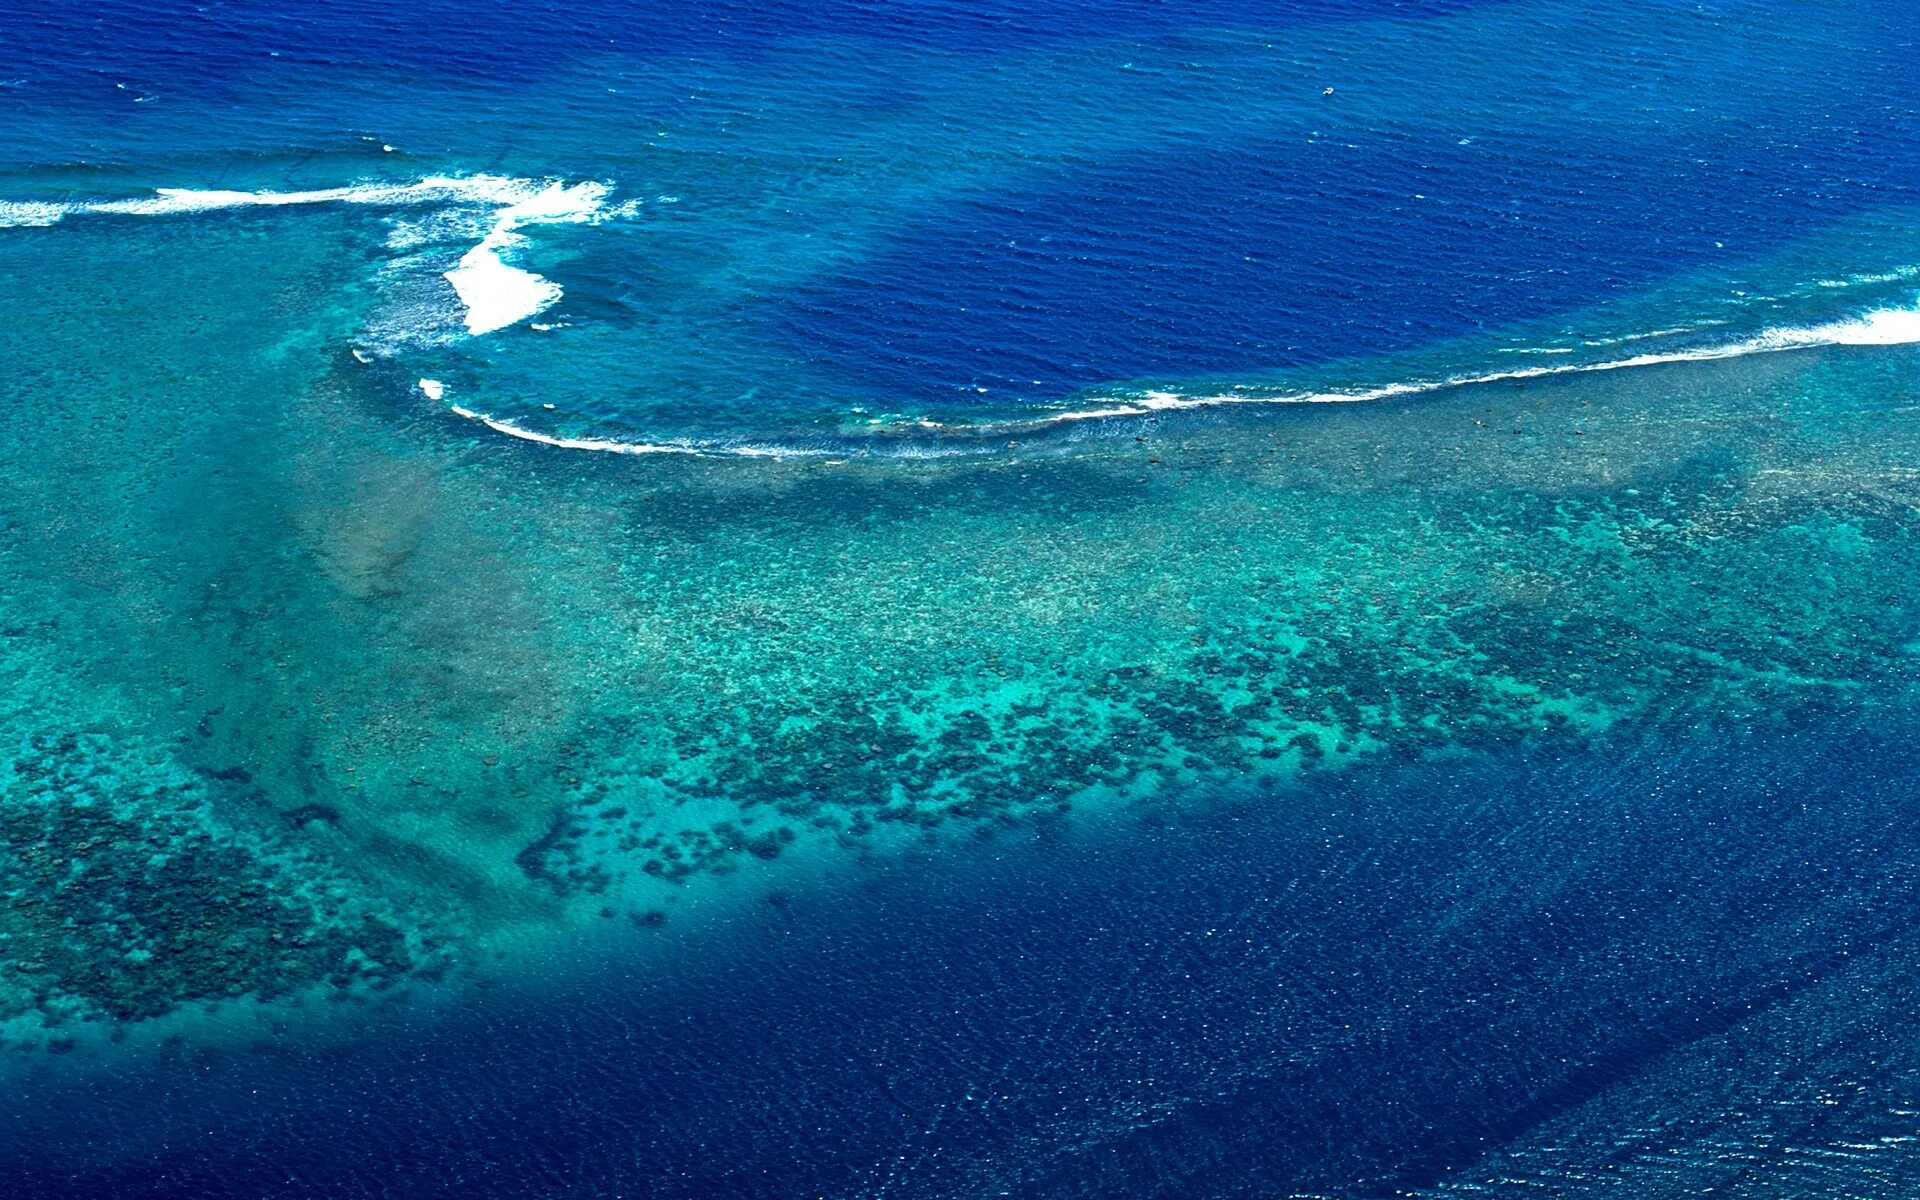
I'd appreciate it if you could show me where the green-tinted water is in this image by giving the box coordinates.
[3,205,1919,1047]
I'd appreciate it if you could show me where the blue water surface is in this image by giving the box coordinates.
[4,1,1920,1196]
[11,714,1920,1198]
[3,0,1915,441]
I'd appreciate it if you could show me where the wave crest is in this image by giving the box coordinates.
[0,173,627,337]
[1024,301,1920,428]
[433,298,1920,461]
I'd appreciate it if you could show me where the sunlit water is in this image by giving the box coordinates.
[3,2,1920,1196]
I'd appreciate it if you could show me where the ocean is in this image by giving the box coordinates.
[2,1,1920,1196]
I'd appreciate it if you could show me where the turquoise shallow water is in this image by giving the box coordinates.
[5,0,1920,1195]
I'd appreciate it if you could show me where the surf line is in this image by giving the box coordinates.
[429,300,1920,462]
[0,174,625,336]
[1002,302,1920,431]
[442,400,828,461]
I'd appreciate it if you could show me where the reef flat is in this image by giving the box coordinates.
[4,197,1916,1046]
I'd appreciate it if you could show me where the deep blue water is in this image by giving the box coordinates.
[779,108,1920,405]
[9,0,1502,72]
[13,713,1920,1198]
[4,0,1915,447]
[5,1,1920,1196]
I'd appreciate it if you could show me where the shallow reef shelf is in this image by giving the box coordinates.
[4,222,1918,1043]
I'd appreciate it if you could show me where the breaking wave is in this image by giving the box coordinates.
[0,174,626,337]
[998,301,1920,431]
[430,299,1920,460]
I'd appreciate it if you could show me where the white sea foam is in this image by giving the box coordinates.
[1803,304,1920,345]
[437,301,1920,461]
[1020,302,1920,429]
[1582,325,1711,346]
[9,176,1916,457]
[442,406,832,460]
[0,201,64,227]
[440,181,609,335]
[1811,266,1920,290]
[0,173,624,336]
[2,175,526,225]
[445,230,561,336]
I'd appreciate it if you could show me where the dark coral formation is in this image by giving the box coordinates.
[0,730,435,1030]
[5,327,1919,1036]
[530,453,1920,895]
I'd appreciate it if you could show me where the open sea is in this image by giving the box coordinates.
[3,1,1920,1196]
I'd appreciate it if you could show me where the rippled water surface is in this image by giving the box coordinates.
[3,2,1920,1196]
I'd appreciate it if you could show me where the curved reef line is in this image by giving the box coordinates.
[439,299,1920,460]
[1023,301,1920,426]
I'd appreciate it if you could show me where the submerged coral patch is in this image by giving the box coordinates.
[2,193,1918,1037]
[0,729,439,1032]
